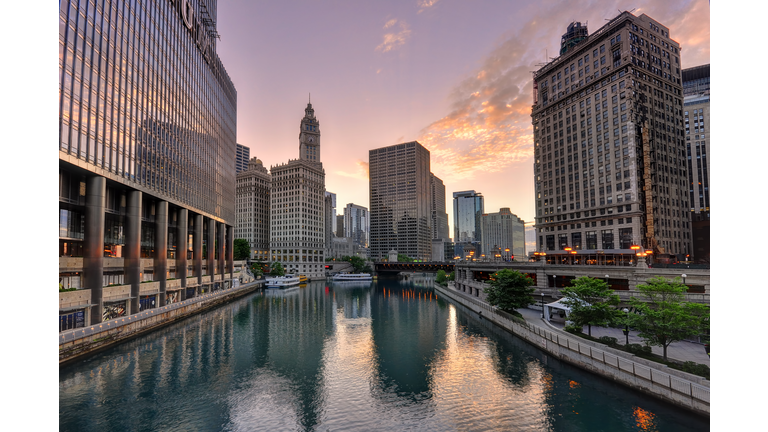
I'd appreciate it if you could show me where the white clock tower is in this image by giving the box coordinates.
[299,99,320,162]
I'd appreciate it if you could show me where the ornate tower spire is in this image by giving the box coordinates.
[299,99,320,162]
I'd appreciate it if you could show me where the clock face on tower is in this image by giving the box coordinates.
[308,135,315,144]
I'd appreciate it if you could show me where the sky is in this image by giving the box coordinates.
[218,0,710,234]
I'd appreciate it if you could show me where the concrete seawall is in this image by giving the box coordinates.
[59,281,263,366]
[433,283,709,417]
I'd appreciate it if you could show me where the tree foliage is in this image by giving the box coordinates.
[560,276,621,336]
[341,255,369,273]
[484,270,535,316]
[435,269,447,285]
[628,276,710,361]
[448,271,455,281]
[269,262,285,277]
[397,253,414,262]
[233,239,251,260]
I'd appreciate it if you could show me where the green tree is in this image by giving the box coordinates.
[397,253,414,263]
[435,269,447,285]
[628,276,710,361]
[269,262,285,277]
[341,255,367,273]
[250,262,264,278]
[483,269,535,317]
[560,276,621,337]
[448,271,455,281]
[233,239,251,260]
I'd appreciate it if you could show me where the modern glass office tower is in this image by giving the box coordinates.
[58,0,237,328]
[452,190,484,260]
[531,12,691,262]
[343,203,369,248]
[369,141,432,261]
[236,144,251,173]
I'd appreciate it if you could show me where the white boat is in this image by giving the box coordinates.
[332,272,373,281]
[265,274,301,288]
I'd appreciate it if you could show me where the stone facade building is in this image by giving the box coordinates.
[532,12,691,263]
[236,157,271,261]
[480,208,525,261]
[269,102,326,279]
[369,141,432,261]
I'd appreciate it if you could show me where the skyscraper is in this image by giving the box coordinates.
[236,157,271,261]
[58,0,237,327]
[269,102,326,278]
[369,141,432,261]
[344,203,369,248]
[453,191,484,243]
[236,144,251,173]
[531,12,691,263]
[324,191,337,256]
[682,64,710,262]
[481,208,525,261]
[430,174,450,240]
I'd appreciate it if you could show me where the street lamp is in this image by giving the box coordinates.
[505,248,510,262]
[541,292,545,318]
[682,273,687,287]
[622,308,630,345]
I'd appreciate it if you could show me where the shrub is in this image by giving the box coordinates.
[627,344,652,355]
[564,324,583,334]
[598,336,619,347]
[681,361,710,379]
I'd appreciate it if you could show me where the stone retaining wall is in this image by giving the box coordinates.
[59,281,263,365]
[434,283,709,416]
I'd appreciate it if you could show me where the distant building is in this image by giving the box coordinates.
[683,64,710,262]
[336,215,344,238]
[236,157,271,261]
[431,238,455,262]
[369,141,432,261]
[269,102,326,279]
[324,192,336,255]
[453,190,484,260]
[236,144,251,174]
[343,203,369,248]
[430,174,450,241]
[480,208,525,261]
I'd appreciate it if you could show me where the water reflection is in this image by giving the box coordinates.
[60,279,709,432]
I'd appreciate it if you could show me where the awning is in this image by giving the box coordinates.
[543,297,588,322]
[59,304,94,313]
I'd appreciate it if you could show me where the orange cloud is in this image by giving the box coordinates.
[376,19,411,53]
[418,0,709,180]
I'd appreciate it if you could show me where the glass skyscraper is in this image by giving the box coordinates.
[58,0,237,328]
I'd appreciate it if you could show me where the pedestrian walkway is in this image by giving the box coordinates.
[517,307,710,366]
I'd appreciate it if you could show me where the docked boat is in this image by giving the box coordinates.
[332,272,373,281]
[265,274,301,288]
[298,274,308,283]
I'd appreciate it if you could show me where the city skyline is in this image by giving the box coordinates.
[216,0,710,232]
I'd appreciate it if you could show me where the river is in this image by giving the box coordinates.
[60,277,709,431]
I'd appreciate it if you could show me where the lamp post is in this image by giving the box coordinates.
[622,308,630,345]
[682,273,687,288]
[505,248,510,262]
[541,292,545,319]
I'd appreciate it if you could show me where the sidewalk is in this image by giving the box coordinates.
[517,307,710,366]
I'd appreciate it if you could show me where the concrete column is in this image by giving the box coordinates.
[125,191,142,314]
[227,225,234,280]
[154,201,168,306]
[207,218,215,288]
[217,222,225,279]
[194,214,203,295]
[178,208,188,300]
[84,175,106,325]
